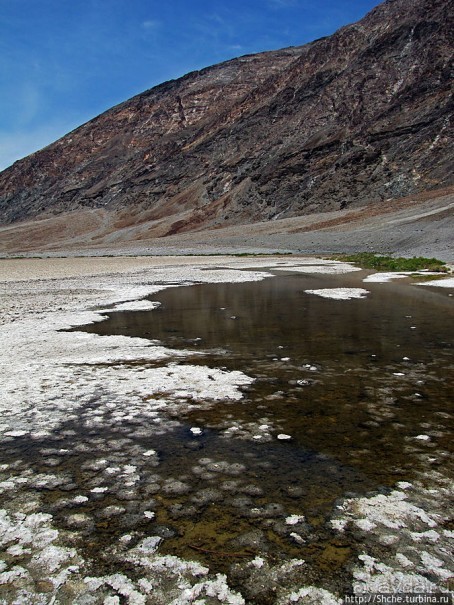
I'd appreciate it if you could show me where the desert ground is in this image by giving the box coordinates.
[0,189,452,261]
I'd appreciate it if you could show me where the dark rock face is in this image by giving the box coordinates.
[0,0,452,233]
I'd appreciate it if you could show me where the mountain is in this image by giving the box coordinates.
[0,0,452,248]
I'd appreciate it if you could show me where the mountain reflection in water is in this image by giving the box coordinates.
[75,271,453,573]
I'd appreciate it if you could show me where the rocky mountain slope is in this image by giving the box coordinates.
[0,0,452,241]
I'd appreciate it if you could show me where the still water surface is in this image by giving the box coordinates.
[75,270,453,580]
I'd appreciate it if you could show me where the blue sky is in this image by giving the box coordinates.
[0,0,380,171]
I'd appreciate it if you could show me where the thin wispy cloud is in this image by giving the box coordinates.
[267,0,298,8]
[195,11,234,37]
[142,19,161,30]
[16,83,42,127]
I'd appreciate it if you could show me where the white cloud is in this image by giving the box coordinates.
[142,19,161,30]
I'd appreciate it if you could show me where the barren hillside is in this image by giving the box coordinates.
[0,0,452,255]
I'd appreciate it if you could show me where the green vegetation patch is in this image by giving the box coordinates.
[331,252,448,272]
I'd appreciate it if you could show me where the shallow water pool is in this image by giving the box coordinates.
[72,271,453,584]
[2,268,452,601]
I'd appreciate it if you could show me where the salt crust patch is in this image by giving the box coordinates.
[0,266,268,435]
[285,515,305,525]
[217,258,358,269]
[0,509,81,595]
[415,277,454,288]
[364,271,444,284]
[305,288,369,300]
[106,299,160,312]
[0,260,322,603]
[363,272,411,283]
[331,490,438,533]
[277,586,342,604]
[215,257,361,275]
[352,554,440,594]
[330,478,453,593]
[274,263,362,275]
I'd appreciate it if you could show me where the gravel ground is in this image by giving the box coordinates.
[0,192,452,261]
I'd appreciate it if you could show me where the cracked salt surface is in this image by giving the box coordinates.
[0,262,273,603]
[0,257,453,603]
[331,474,453,595]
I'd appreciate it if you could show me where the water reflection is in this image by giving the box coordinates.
[70,271,453,577]
[89,272,453,362]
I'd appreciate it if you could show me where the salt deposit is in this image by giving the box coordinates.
[304,287,369,300]
[274,262,362,274]
[0,256,452,602]
[364,271,447,283]
[330,477,453,594]
[415,276,454,288]
[285,515,305,525]
[363,272,410,283]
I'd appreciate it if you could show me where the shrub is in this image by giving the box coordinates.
[331,252,448,272]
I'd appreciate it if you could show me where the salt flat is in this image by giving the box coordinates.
[0,256,452,604]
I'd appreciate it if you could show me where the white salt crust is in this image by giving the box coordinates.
[274,262,362,275]
[363,272,411,283]
[415,277,454,288]
[277,587,342,604]
[1,257,452,602]
[205,258,361,273]
[360,269,454,287]
[304,288,369,300]
[330,477,453,594]
[0,266,271,437]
